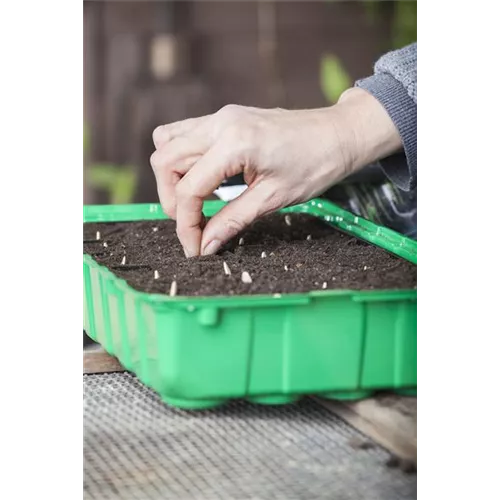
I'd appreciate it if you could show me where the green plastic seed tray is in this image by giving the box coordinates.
[83,199,417,409]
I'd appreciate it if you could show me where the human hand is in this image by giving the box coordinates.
[150,88,402,257]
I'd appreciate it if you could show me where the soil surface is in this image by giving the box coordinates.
[84,214,416,296]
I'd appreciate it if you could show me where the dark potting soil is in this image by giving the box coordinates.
[83,214,416,297]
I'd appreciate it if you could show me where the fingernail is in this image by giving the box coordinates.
[183,247,194,258]
[202,239,221,256]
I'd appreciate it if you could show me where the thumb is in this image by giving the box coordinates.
[200,181,283,256]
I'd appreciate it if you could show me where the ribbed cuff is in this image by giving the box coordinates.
[356,73,417,192]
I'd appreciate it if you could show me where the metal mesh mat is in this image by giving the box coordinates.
[84,373,416,500]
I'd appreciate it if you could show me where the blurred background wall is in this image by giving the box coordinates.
[83,0,416,205]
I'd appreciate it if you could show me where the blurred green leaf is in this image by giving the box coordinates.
[84,122,139,204]
[111,169,137,205]
[320,54,352,104]
[87,164,138,204]
[87,164,117,184]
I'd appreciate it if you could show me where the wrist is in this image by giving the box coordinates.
[335,87,403,172]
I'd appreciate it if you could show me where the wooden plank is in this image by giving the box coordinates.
[83,348,126,375]
[315,394,417,470]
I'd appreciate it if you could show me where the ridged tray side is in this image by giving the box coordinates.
[84,198,416,409]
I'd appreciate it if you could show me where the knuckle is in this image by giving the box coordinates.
[216,104,246,127]
[150,151,159,170]
[217,104,240,118]
[223,216,246,237]
[214,105,258,145]
[152,125,167,145]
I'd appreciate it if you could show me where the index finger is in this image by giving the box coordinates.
[152,114,210,149]
[175,145,234,257]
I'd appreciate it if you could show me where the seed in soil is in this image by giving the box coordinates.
[169,281,177,297]
[238,237,244,246]
[121,256,126,265]
[154,270,159,280]
[96,231,101,241]
[285,214,292,226]
[306,234,312,241]
[241,271,252,284]
[261,252,267,258]
[223,261,231,276]
[83,213,416,297]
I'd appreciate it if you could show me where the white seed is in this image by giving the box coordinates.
[238,237,244,246]
[223,261,231,276]
[331,277,336,281]
[121,256,126,265]
[322,282,327,289]
[285,214,292,226]
[153,227,158,232]
[261,251,267,258]
[306,234,312,241]
[270,252,275,256]
[241,271,252,284]
[154,270,159,280]
[96,231,101,241]
[363,266,368,271]
[284,265,289,271]
[103,242,108,248]
[169,281,178,297]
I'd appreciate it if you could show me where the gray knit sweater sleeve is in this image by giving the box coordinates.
[355,43,417,191]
